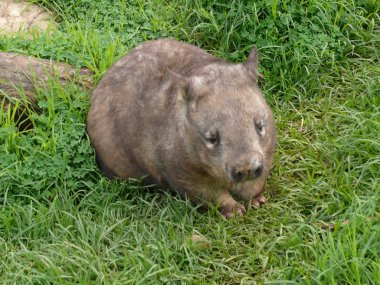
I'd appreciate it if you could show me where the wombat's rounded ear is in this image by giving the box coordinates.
[168,69,192,102]
[244,45,260,80]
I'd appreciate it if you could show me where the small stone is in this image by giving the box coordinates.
[190,234,211,249]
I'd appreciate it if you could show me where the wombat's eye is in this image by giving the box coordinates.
[256,120,266,136]
[204,130,220,147]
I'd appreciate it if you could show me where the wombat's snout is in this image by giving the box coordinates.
[228,158,263,183]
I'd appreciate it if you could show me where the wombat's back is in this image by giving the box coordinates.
[94,39,220,101]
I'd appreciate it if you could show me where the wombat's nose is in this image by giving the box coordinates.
[230,160,263,182]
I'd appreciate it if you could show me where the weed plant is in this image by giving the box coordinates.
[0,0,379,284]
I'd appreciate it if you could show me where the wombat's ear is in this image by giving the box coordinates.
[244,45,260,80]
[169,69,192,102]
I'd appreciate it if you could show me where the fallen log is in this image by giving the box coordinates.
[0,51,94,129]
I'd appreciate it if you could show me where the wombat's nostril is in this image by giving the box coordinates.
[254,165,263,177]
[231,168,245,182]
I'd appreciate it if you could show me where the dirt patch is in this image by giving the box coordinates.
[0,0,55,35]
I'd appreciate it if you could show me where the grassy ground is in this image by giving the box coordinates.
[0,0,379,284]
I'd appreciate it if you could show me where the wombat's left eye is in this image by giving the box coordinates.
[204,130,220,147]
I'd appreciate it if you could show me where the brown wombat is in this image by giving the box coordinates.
[87,39,276,218]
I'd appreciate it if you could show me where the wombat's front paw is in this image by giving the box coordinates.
[251,193,267,208]
[221,202,246,219]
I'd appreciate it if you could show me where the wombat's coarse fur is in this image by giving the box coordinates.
[87,39,276,218]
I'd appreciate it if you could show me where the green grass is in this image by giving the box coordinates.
[1,0,379,284]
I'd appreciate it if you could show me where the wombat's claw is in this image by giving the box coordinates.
[252,194,267,208]
[221,203,246,219]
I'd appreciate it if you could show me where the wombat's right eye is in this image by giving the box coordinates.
[256,120,266,136]
[204,130,220,147]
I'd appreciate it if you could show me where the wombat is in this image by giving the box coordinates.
[87,39,276,218]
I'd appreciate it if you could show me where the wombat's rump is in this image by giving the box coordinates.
[87,39,276,218]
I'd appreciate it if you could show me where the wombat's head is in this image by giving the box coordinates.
[176,47,276,185]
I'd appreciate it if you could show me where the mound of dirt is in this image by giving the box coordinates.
[0,0,55,35]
